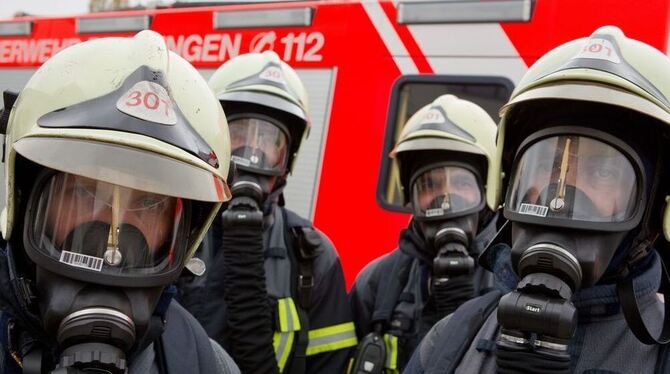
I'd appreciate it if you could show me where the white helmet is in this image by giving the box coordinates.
[1,30,231,287]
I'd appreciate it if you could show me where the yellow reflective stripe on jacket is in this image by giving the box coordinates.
[274,298,301,373]
[273,330,295,373]
[306,322,358,356]
[277,297,301,332]
[383,334,399,372]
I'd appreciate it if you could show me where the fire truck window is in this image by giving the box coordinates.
[378,76,514,212]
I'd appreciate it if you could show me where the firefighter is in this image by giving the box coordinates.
[0,31,240,373]
[405,25,670,374]
[348,94,500,373]
[176,51,357,374]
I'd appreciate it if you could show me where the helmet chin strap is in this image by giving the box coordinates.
[617,247,670,345]
[616,136,670,345]
[616,230,670,345]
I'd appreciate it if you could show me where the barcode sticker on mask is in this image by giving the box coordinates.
[426,208,445,217]
[519,203,549,218]
[59,250,104,272]
[232,155,251,167]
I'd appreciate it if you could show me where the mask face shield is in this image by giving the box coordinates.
[411,164,484,221]
[25,171,190,286]
[505,128,645,232]
[229,116,289,176]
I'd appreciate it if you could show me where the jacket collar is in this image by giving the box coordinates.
[399,214,499,266]
[487,242,662,318]
[573,251,661,318]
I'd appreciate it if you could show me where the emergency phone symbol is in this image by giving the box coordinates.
[250,31,277,53]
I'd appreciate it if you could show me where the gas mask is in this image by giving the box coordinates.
[410,163,483,255]
[409,163,484,315]
[23,170,191,373]
[494,127,647,373]
[228,115,290,210]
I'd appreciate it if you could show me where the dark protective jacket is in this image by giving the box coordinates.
[403,245,669,374]
[177,205,357,373]
[349,217,498,372]
[128,302,240,374]
[0,242,239,374]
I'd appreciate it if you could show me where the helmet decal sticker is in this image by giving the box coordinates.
[259,65,287,85]
[573,37,622,64]
[116,81,178,125]
[416,105,477,142]
[37,66,219,168]
[420,108,448,125]
[550,33,670,108]
[226,61,302,103]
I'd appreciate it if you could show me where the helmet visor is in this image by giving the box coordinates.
[507,135,639,224]
[229,118,289,175]
[411,166,483,219]
[28,172,188,277]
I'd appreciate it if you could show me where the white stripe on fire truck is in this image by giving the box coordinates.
[404,23,529,80]
[361,1,419,75]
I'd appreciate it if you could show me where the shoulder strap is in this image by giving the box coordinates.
[283,208,313,230]
[618,250,670,345]
[160,301,219,374]
[425,290,502,374]
[282,208,316,374]
[654,339,670,374]
[283,208,318,310]
[0,314,23,374]
[155,336,168,374]
[371,249,414,327]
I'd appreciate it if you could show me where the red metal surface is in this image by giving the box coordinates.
[378,1,433,74]
[501,0,670,67]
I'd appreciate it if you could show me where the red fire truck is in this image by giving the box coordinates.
[0,0,668,287]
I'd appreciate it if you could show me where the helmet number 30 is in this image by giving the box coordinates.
[116,81,179,125]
